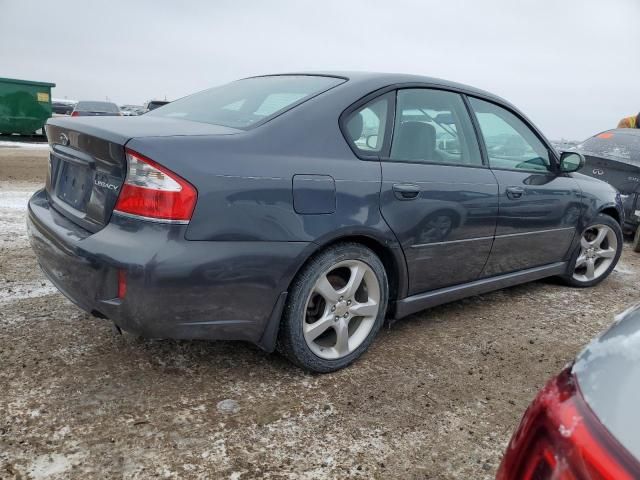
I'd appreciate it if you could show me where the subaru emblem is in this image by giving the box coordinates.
[59,133,69,146]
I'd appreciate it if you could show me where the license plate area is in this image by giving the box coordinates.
[56,161,93,211]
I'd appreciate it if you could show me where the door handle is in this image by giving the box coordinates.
[506,186,525,200]
[392,183,420,200]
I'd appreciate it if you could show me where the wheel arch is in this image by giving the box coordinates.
[599,206,621,225]
[258,230,408,353]
[307,234,407,308]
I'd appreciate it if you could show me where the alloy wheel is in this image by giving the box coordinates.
[572,224,618,282]
[303,260,381,360]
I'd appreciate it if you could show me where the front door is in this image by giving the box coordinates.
[376,88,499,294]
[468,97,581,276]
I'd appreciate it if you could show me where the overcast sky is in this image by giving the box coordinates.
[2,0,639,139]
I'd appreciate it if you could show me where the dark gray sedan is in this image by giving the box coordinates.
[498,305,640,479]
[31,73,623,372]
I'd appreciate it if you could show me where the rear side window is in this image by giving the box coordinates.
[148,75,344,129]
[343,94,392,154]
[390,89,482,166]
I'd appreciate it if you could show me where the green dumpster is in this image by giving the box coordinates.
[0,77,56,135]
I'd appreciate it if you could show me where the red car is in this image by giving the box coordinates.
[498,305,640,479]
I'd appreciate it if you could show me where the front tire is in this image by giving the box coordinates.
[277,243,388,373]
[560,213,622,288]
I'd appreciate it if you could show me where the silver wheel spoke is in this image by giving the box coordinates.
[349,300,378,317]
[314,275,339,303]
[586,258,596,279]
[341,264,366,299]
[304,258,381,360]
[334,319,350,356]
[573,224,618,283]
[596,248,615,259]
[304,313,334,342]
[593,228,607,248]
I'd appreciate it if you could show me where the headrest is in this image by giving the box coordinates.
[346,112,364,141]
[391,121,436,161]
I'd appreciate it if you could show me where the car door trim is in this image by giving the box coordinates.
[410,227,574,249]
[494,226,576,240]
[411,235,494,248]
[394,261,568,319]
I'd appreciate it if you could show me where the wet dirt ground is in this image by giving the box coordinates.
[1,148,638,479]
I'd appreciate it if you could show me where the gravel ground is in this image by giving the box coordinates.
[1,148,638,480]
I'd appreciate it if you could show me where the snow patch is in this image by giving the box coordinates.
[0,140,49,149]
[0,187,39,247]
[0,281,58,306]
[0,188,35,209]
[573,317,640,377]
[28,453,73,479]
[614,264,636,275]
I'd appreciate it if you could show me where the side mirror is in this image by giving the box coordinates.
[559,151,585,173]
[365,134,379,149]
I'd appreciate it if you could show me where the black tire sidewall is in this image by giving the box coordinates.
[277,243,388,373]
[563,214,623,288]
[633,226,640,252]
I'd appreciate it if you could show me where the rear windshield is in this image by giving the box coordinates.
[76,101,119,113]
[579,131,640,165]
[147,75,345,129]
[148,101,169,107]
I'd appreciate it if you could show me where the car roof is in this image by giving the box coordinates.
[577,128,640,168]
[251,71,511,106]
[599,128,640,137]
[77,100,118,106]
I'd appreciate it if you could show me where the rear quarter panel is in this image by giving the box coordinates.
[125,80,399,247]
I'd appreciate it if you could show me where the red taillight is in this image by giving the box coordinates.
[117,269,127,299]
[497,368,640,480]
[71,111,79,117]
[114,149,197,222]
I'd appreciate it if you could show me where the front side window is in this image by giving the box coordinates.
[148,75,344,129]
[343,94,390,154]
[389,89,482,166]
[469,97,551,172]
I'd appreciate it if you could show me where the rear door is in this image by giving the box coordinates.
[468,97,581,276]
[344,88,499,295]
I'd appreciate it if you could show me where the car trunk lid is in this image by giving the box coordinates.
[44,117,241,232]
[583,154,640,195]
[46,123,127,233]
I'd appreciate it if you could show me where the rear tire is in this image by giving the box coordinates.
[559,213,622,288]
[277,243,388,373]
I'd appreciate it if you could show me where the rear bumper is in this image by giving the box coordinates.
[27,189,309,349]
